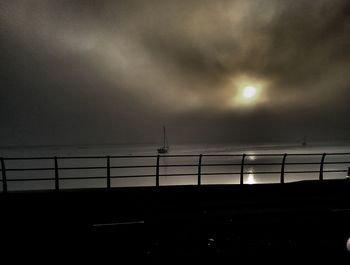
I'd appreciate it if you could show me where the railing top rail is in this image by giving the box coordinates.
[3,152,350,161]
[3,156,56,161]
[0,168,347,182]
[2,154,237,160]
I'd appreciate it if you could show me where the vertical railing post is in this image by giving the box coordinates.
[280,153,287,184]
[1,157,7,194]
[156,155,160,187]
[240,154,246,185]
[319,153,326,181]
[198,154,203,186]
[107,156,111,190]
[347,167,350,179]
[54,156,59,192]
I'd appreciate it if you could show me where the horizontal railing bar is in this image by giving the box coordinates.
[111,164,197,169]
[5,161,350,172]
[103,155,157,159]
[6,168,55,171]
[245,162,316,166]
[7,178,54,182]
[55,156,108,159]
[197,154,243,157]
[60,176,109,180]
[3,152,350,161]
[322,153,350,156]
[2,169,347,183]
[285,170,347,174]
[4,155,123,160]
[110,174,156,179]
[202,153,335,157]
[202,153,317,157]
[136,169,347,177]
[105,169,341,176]
[110,165,156,169]
[9,175,152,181]
[323,161,350,164]
[159,164,198,168]
[58,166,106,170]
[155,154,204,158]
[247,171,282,175]
[286,161,350,165]
[55,175,157,180]
[5,165,155,171]
[6,166,108,171]
[203,153,350,157]
[202,170,348,175]
[201,162,350,167]
[203,163,243,167]
[0,154,277,160]
[4,157,54,161]
[159,173,198,177]
[7,177,110,182]
[201,172,241,176]
[59,175,155,180]
[201,171,282,175]
[323,170,348,173]
[248,153,350,156]
[83,161,348,169]
[110,155,157,159]
[5,175,152,181]
[8,175,152,181]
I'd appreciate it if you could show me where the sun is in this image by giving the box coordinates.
[227,75,268,108]
[243,86,257,99]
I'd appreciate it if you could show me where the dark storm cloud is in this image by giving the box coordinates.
[1,0,350,146]
[134,0,350,106]
[259,1,350,99]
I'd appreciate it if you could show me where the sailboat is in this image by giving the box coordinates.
[157,126,169,154]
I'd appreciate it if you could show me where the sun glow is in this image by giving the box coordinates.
[228,75,268,108]
[243,86,257,98]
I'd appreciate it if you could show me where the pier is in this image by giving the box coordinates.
[1,153,350,262]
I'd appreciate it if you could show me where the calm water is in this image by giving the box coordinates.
[1,142,350,191]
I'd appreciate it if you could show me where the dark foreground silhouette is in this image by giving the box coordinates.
[1,180,350,263]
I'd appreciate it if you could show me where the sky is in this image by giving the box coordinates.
[1,0,350,147]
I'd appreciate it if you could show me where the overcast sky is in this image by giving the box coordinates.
[1,0,350,147]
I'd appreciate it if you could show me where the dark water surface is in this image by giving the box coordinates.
[1,142,350,191]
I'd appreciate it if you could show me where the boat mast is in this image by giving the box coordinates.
[163,126,168,149]
[164,126,168,149]
[162,126,165,148]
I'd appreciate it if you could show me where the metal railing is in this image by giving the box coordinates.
[1,152,350,193]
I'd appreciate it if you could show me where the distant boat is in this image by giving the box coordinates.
[302,135,307,147]
[157,126,169,154]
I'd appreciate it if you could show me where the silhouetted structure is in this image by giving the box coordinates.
[1,180,350,263]
[1,152,350,262]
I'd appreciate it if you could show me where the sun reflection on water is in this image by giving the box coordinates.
[247,172,256,185]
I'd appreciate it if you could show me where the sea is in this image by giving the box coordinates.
[1,142,350,192]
